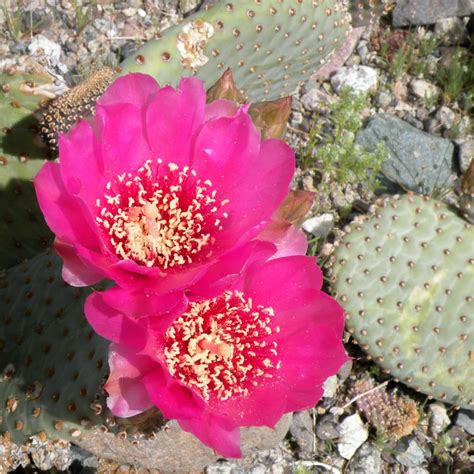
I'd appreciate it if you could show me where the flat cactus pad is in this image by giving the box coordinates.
[329,195,474,409]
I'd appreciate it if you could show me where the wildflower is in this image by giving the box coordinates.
[85,256,349,457]
[35,73,295,291]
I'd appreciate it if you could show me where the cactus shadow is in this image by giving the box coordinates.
[1,113,52,161]
[0,177,53,268]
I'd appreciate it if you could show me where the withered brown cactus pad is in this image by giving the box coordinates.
[351,377,420,440]
[39,67,116,152]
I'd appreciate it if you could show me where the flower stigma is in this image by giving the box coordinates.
[164,291,281,401]
[95,160,230,269]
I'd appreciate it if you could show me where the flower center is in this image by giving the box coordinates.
[164,291,281,401]
[95,160,229,269]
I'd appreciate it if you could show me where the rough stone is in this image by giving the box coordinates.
[356,114,455,194]
[331,66,379,94]
[28,34,66,73]
[337,414,369,460]
[393,0,474,27]
[435,17,469,45]
[289,411,314,457]
[410,79,440,101]
[458,139,474,173]
[436,106,457,129]
[428,402,451,436]
[346,442,383,474]
[302,214,334,238]
[77,414,292,471]
[455,410,474,435]
[394,438,426,468]
[301,85,333,112]
[377,91,393,109]
[316,415,340,440]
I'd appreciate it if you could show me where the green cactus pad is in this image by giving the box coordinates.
[329,195,474,409]
[0,67,56,268]
[119,0,350,101]
[0,250,109,443]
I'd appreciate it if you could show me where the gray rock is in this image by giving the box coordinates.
[394,438,426,468]
[455,410,474,435]
[458,139,474,173]
[377,92,393,109]
[436,106,457,129]
[428,402,451,435]
[316,415,340,440]
[393,0,474,27]
[331,66,378,94]
[410,79,439,101]
[206,461,241,474]
[77,414,292,471]
[289,411,315,457]
[435,17,469,45]
[301,86,332,112]
[356,114,455,195]
[347,443,383,474]
[337,414,369,460]
[406,468,430,474]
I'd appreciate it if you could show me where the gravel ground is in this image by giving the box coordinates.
[1,0,473,472]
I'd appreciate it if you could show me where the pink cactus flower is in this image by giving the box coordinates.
[35,74,295,292]
[85,256,349,457]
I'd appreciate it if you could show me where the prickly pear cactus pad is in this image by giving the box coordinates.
[0,66,57,268]
[0,250,109,444]
[119,0,350,101]
[328,195,474,409]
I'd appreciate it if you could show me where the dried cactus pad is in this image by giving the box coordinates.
[0,251,109,444]
[329,195,474,409]
[119,0,350,101]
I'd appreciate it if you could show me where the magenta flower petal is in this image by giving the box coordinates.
[256,220,308,259]
[243,255,323,312]
[145,77,206,169]
[178,415,241,458]
[55,239,105,286]
[188,240,276,299]
[96,103,153,177]
[105,345,155,417]
[34,162,98,248]
[85,292,148,350]
[98,72,159,107]
[93,256,346,457]
[57,119,105,206]
[35,73,296,293]
[142,367,206,420]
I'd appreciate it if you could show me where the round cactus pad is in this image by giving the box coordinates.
[330,195,473,409]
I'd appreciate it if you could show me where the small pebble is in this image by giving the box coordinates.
[337,414,368,460]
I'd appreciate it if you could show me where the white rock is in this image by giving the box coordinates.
[337,414,369,460]
[428,402,451,435]
[302,213,334,238]
[410,79,439,101]
[331,66,378,94]
[435,17,468,45]
[138,8,147,18]
[28,34,62,66]
[458,139,474,173]
[301,87,332,112]
[436,106,457,129]
[322,375,338,399]
[123,7,137,17]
